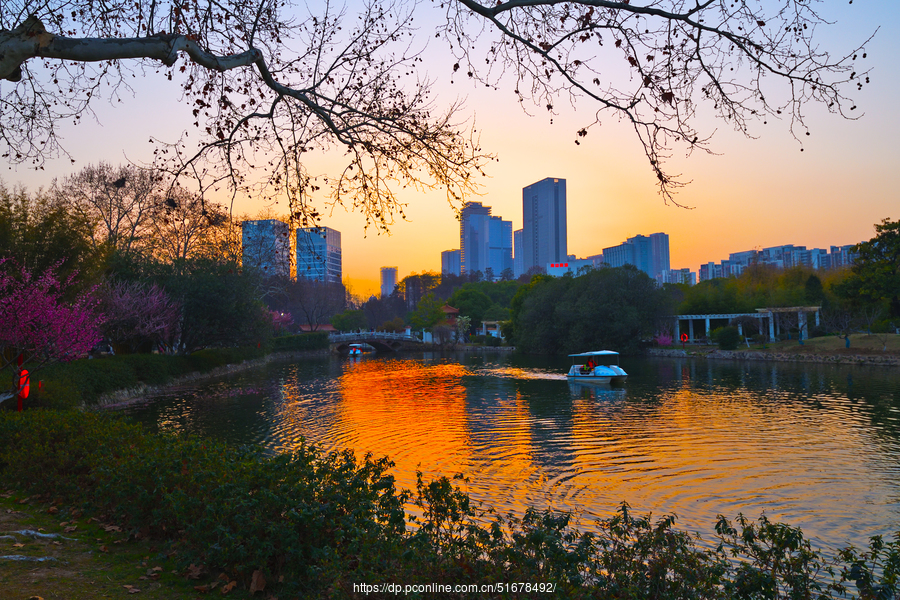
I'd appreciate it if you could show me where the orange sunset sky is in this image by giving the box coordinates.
[4,0,898,297]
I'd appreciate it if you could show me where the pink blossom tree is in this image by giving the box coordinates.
[0,260,104,404]
[100,280,181,353]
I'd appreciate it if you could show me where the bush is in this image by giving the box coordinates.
[270,332,329,352]
[1,410,899,598]
[22,344,288,409]
[711,326,742,350]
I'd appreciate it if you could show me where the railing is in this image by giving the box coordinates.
[329,331,420,343]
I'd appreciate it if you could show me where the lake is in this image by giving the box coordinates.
[119,351,900,552]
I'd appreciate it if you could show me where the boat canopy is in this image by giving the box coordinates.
[568,351,619,357]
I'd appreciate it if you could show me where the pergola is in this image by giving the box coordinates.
[672,306,821,343]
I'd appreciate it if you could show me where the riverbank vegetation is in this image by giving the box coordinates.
[507,266,671,355]
[6,332,328,410]
[2,409,898,599]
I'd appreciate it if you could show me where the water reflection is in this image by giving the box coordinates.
[120,352,900,551]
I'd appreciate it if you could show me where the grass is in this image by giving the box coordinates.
[740,333,900,355]
[0,492,259,600]
[666,334,900,356]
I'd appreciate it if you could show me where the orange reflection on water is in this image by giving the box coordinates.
[333,358,474,493]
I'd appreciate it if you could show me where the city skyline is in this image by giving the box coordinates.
[3,1,896,297]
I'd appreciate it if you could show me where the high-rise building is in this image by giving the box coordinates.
[513,229,523,278]
[488,216,514,278]
[380,266,398,298]
[658,268,696,286]
[522,177,567,272]
[601,241,635,269]
[241,219,290,278]
[602,232,670,280]
[441,249,461,276]
[459,201,512,279]
[296,226,342,283]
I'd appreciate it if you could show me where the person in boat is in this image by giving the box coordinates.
[581,357,595,374]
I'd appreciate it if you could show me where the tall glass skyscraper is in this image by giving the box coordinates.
[522,178,567,272]
[241,219,290,278]
[441,249,461,276]
[380,266,398,297]
[460,202,512,279]
[296,226,342,283]
[602,232,670,280]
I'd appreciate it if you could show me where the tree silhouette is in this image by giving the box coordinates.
[1,0,872,218]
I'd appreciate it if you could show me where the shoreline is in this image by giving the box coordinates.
[92,348,330,410]
[647,347,900,367]
[92,345,516,410]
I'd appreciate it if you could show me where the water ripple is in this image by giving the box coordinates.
[121,353,900,550]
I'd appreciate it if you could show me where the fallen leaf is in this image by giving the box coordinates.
[250,570,266,593]
[47,506,58,514]
[64,526,77,533]
[221,580,237,594]
[123,584,141,594]
[12,543,25,548]
[59,521,69,527]
[99,545,109,553]
[186,563,208,580]
[18,497,30,504]
[151,566,163,572]
[194,584,211,593]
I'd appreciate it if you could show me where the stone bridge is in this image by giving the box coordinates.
[329,332,425,353]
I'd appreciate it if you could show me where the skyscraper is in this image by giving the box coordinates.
[460,201,512,279]
[241,219,290,278]
[513,229,524,278]
[380,266,398,298]
[296,226,342,283]
[603,232,670,280]
[522,177,567,272]
[441,249,461,276]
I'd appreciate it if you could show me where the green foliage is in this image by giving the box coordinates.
[331,309,367,331]
[270,332,329,352]
[511,266,671,355]
[0,181,106,292]
[842,218,900,318]
[409,293,446,331]
[23,346,276,408]
[154,258,273,353]
[1,410,898,598]
[678,265,845,317]
[448,286,493,330]
[712,326,742,350]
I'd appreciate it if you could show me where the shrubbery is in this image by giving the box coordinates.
[270,331,329,352]
[712,326,742,350]
[17,333,328,409]
[1,409,898,599]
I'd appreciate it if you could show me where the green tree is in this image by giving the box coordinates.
[448,287,493,333]
[331,309,367,332]
[409,293,445,331]
[511,266,670,355]
[844,218,900,318]
[0,181,105,290]
[155,258,271,353]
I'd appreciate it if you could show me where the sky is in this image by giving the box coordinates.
[4,0,899,297]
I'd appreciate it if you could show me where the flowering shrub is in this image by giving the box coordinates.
[654,330,675,346]
[0,260,103,403]
[100,280,181,353]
